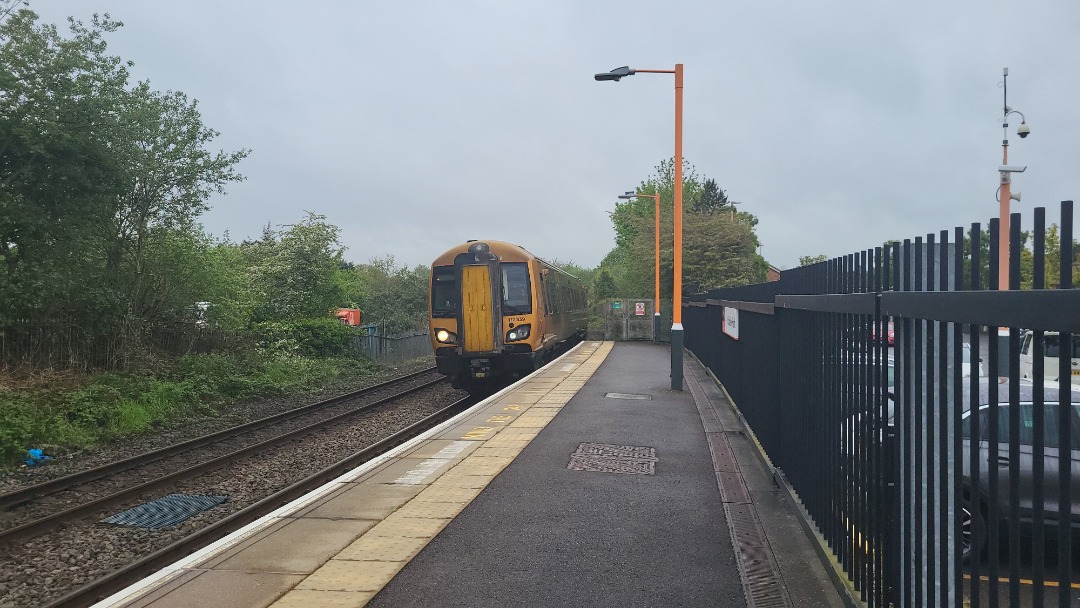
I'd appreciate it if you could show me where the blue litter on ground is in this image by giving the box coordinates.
[24,448,52,466]
[101,494,228,529]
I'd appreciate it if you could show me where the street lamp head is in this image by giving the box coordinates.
[594,66,636,82]
[1017,122,1031,138]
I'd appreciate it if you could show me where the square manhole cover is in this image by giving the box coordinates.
[605,392,652,400]
[567,442,657,475]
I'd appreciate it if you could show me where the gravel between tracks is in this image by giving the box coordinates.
[0,357,465,608]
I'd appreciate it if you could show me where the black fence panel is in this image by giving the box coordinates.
[686,201,1079,607]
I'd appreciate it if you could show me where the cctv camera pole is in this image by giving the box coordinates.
[999,67,1014,294]
[997,67,1029,372]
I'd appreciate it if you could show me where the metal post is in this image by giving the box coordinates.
[671,63,684,390]
[655,192,661,343]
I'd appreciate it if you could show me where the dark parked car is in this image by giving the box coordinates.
[842,379,1080,561]
[961,382,1080,561]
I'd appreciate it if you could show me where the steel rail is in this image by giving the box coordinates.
[0,375,445,545]
[0,367,437,511]
[42,395,476,608]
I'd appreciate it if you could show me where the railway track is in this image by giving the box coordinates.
[0,369,473,608]
[0,367,440,541]
[43,394,476,608]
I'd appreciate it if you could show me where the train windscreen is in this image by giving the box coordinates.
[431,266,457,318]
[501,263,532,314]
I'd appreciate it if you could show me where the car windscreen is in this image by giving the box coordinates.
[431,266,457,318]
[500,262,531,314]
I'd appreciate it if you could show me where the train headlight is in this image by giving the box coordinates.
[435,329,457,344]
[506,324,531,342]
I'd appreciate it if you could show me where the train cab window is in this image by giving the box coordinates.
[501,263,532,314]
[431,266,458,318]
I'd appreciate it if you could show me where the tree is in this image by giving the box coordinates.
[104,82,248,322]
[0,10,247,330]
[591,269,619,300]
[799,254,828,266]
[247,213,347,322]
[601,158,765,300]
[691,178,730,215]
[351,256,429,334]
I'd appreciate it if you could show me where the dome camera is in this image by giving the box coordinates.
[1017,122,1031,138]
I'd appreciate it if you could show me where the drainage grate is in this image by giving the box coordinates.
[567,442,657,475]
[101,494,228,529]
[605,392,652,400]
[724,503,792,607]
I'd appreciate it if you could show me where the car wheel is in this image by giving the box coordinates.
[961,495,987,563]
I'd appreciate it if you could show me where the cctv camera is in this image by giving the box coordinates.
[1017,122,1030,138]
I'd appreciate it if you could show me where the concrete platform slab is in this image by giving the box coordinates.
[206,516,377,573]
[295,482,424,520]
[129,570,306,608]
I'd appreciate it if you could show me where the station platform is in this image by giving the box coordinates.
[97,341,845,608]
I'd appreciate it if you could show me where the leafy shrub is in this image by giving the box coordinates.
[0,350,389,466]
[255,317,359,358]
[0,393,38,462]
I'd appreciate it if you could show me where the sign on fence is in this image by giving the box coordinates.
[722,307,739,340]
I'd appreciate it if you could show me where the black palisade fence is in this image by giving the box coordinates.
[684,201,1078,607]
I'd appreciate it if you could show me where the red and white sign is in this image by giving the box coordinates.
[634,302,646,316]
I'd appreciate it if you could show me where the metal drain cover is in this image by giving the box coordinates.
[605,392,652,400]
[101,494,228,529]
[567,443,657,475]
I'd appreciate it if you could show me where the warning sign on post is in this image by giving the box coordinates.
[634,302,646,316]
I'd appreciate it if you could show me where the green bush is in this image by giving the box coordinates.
[255,317,360,358]
[0,350,391,467]
[0,393,38,463]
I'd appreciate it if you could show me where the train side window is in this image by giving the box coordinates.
[540,272,553,313]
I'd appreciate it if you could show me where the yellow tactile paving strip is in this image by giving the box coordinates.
[104,342,612,608]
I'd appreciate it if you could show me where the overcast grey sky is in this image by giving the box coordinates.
[27,0,1080,271]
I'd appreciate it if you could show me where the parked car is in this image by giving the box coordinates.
[1020,330,1080,385]
[870,319,895,346]
[961,381,1080,561]
[841,376,1080,562]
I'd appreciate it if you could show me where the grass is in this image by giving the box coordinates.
[0,352,384,466]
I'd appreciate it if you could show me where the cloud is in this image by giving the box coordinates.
[27,0,1080,271]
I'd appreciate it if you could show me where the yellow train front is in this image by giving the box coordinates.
[429,240,587,391]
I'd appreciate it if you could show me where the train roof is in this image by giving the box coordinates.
[430,240,583,283]
[431,240,540,266]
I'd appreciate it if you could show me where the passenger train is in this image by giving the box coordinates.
[429,240,588,391]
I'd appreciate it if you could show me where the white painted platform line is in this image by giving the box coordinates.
[392,441,473,485]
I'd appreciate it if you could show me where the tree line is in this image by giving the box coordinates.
[0,10,429,367]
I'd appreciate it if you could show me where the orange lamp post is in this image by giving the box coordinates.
[996,67,1030,367]
[618,190,662,343]
[596,64,685,390]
